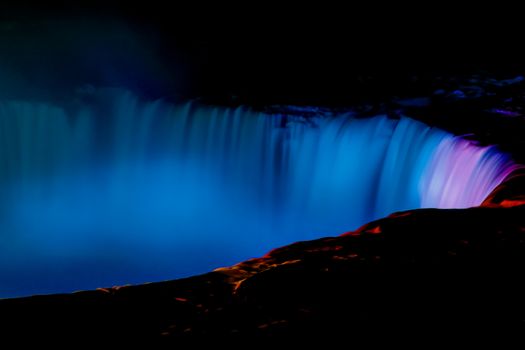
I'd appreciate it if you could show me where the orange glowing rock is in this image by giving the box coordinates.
[367,226,382,234]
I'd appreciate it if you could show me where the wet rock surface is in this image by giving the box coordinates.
[2,9,525,343]
[2,72,525,342]
[2,204,524,341]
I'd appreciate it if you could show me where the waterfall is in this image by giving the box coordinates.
[0,89,517,297]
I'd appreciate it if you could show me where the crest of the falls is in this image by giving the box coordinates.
[0,89,516,297]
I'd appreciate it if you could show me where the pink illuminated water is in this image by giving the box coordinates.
[0,90,518,297]
[420,137,518,208]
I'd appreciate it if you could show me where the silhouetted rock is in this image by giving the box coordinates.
[2,203,524,342]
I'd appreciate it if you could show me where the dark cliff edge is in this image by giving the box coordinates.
[2,7,525,344]
[2,73,525,343]
[2,201,524,342]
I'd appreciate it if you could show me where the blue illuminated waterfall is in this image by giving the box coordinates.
[0,89,516,297]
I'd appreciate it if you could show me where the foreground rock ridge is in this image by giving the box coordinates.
[2,73,525,341]
[2,201,524,341]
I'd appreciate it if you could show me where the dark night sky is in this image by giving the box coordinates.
[1,2,524,105]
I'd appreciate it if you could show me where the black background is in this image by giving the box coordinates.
[1,2,524,105]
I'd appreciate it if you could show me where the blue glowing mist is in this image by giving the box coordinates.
[0,89,515,297]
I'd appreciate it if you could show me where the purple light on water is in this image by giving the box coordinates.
[420,137,518,208]
[0,90,519,297]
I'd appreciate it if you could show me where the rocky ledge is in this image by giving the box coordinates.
[2,73,525,343]
[2,199,524,342]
